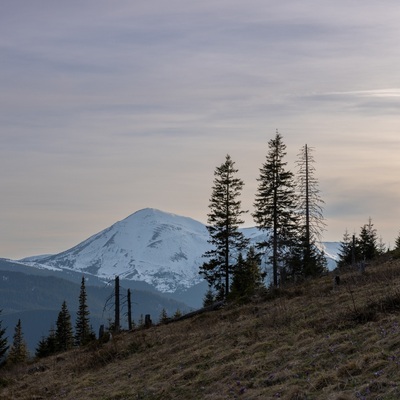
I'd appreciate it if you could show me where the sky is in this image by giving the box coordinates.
[1,1,400,259]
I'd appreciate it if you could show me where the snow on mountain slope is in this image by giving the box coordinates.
[23,208,211,292]
[19,208,340,292]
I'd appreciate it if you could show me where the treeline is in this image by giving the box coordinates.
[199,130,400,305]
[0,276,186,367]
[200,131,327,302]
[337,218,400,268]
[0,277,96,366]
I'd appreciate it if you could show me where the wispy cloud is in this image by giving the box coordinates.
[313,89,400,98]
[1,1,400,258]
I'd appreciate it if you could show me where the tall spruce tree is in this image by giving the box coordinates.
[200,154,249,298]
[0,310,9,365]
[55,301,74,352]
[253,132,298,287]
[7,319,28,364]
[75,277,94,346]
[295,144,327,277]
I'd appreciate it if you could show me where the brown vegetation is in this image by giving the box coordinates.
[2,258,400,399]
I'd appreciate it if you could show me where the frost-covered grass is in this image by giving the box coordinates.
[3,257,400,399]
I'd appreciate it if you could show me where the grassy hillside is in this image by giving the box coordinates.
[2,257,400,399]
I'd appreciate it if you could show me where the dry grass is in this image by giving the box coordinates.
[3,259,400,399]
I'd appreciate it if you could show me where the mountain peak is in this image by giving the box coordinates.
[17,209,340,293]
[24,209,211,292]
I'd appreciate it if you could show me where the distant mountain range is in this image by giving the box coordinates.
[0,208,340,352]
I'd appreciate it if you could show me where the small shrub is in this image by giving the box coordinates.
[127,341,142,354]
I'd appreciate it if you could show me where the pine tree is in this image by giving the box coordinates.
[0,310,9,365]
[75,277,95,346]
[337,229,354,268]
[377,236,386,255]
[230,247,265,300]
[283,239,304,282]
[55,301,74,352]
[394,231,400,251]
[203,288,216,307]
[159,308,169,324]
[253,131,299,287]
[173,309,182,318]
[35,336,50,358]
[7,319,28,364]
[35,326,59,358]
[358,217,378,261]
[46,327,57,355]
[295,144,327,277]
[200,154,249,297]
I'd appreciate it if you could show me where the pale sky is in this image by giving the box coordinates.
[1,1,400,259]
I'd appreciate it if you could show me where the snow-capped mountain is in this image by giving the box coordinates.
[21,209,211,292]
[19,208,340,293]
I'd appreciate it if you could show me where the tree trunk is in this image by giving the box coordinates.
[114,276,120,332]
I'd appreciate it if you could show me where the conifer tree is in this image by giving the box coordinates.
[377,236,386,255]
[202,288,216,307]
[7,319,28,364]
[358,217,378,261]
[230,247,265,300]
[395,231,400,251]
[46,327,57,355]
[173,309,182,318]
[55,301,74,352]
[253,132,298,286]
[35,326,59,358]
[337,229,355,268]
[0,310,9,365]
[200,154,249,297]
[295,144,327,277]
[35,336,50,359]
[159,308,169,324]
[75,277,95,346]
[283,241,304,282]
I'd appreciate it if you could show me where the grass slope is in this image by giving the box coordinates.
[2,257,400,399]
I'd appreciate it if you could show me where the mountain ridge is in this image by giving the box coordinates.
[13,208,340,293]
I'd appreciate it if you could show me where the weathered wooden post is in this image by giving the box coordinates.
[115,276,120,332]
[352,234,356,267]
[144,314,152,328]
[127,288,133,330]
